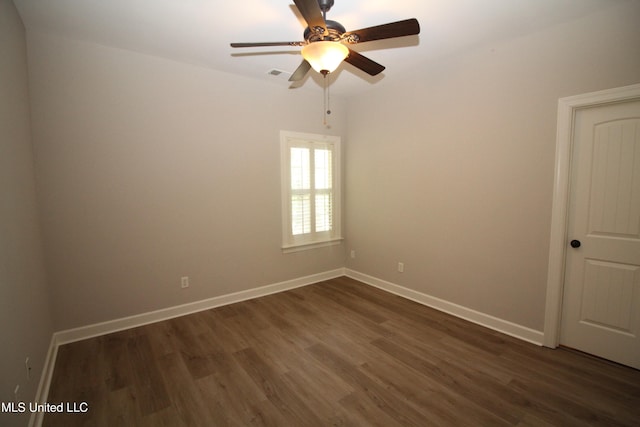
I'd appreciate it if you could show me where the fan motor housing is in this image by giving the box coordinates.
[304,19,345,42]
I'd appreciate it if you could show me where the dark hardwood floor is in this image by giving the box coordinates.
[44,276,640,426]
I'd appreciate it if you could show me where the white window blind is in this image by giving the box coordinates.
[281,131,342,251]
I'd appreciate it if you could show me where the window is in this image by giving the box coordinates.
[281,131,342,251]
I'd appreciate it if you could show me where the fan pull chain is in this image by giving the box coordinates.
[323,72,332,127]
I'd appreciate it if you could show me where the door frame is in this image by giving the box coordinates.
[543,83,640,348]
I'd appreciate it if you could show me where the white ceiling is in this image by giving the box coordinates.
[13,0,629,96]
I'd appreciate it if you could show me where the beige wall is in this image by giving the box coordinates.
[344,1,640,331]
[0,1,53,425]
[15,0,640,342]
[27,33,348,331]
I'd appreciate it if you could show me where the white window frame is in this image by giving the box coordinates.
[280,130,342,252]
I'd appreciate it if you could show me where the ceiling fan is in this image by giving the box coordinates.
[230,0,420,83]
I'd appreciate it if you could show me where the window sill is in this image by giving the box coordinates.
[282,237,343,253]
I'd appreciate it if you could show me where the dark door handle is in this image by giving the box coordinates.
[570,240,581,248]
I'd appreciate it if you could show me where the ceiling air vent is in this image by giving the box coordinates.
[267,68,289,77]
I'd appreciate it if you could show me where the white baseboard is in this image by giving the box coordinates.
[55,268,346,346]
[345,269,544,346]
[29,334,58,427]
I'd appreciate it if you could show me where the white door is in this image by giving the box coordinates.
[560,97,640,369]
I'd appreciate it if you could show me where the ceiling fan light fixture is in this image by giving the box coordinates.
[301,41,349,74]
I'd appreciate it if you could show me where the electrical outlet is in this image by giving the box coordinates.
[181,276,190,289]
[350,250,356,259]
[398,262,405,273]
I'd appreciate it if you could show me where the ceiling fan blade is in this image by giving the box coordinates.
[343,18,420,44]
[293,0,327,35]
[344,49,385,76]
[230,41,304,48]
[288,60,312,82]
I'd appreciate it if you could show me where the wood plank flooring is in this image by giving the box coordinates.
[43,277,640,426]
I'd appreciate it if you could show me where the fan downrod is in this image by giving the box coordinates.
[318,0,334,14]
